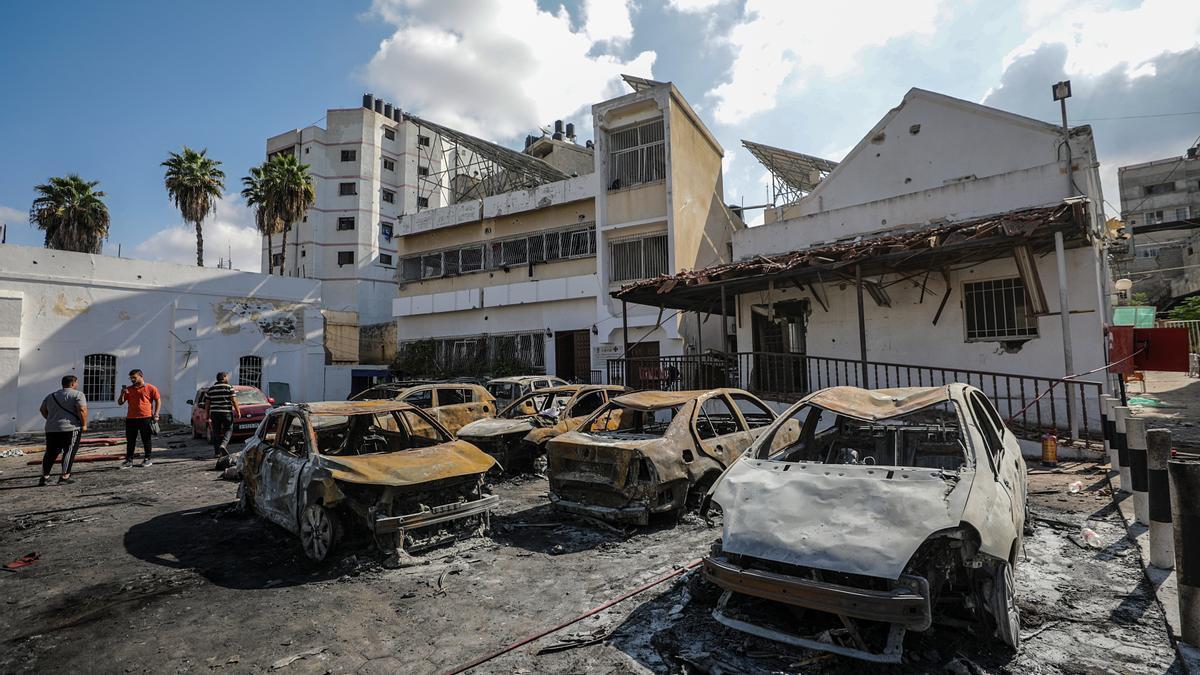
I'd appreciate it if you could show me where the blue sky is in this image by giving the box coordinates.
[2,0,1198,271]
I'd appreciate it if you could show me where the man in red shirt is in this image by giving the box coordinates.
[118,369,160,467]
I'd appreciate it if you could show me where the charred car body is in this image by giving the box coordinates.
[239,401,499,563]
[457,385,627,472]
[348,383,496,436]
[485,375,569,410]
[703,385,1026,662]
[547,389,777,525]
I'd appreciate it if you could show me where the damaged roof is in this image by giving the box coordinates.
[300,400,420,415]
[612,200,1091,313]
[613,389,735,410]
[804,386,954,420]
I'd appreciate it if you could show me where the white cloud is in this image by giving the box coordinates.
[583,0,634,44]
[709,0,944,124]
[0,204,26,225]
[131,194,261,272]
[667,0,727,12]
[1007,0,1200,78]
[364,0,655,139]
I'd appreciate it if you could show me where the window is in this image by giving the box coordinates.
[340,149,356,162]
[1144,182,1174,196]
[337,217,355,231]
[238,355,263,391]
[1145,210,1165,225]
[383,158,395,171]
[397,225,595,282]
[418,135,430,147]
[382,189,395,203]
[380,222,394,239]
[271,253,284,268]
[568,391,606,418]
[379,253,393,266]
[384,128,396,141]
[968,393,1003,459]
[730,393,775,429]
[417,196,429,208]
[267,147,294,160]
[963,278,1038,341]
[83,353,117,402]
[609,233,669,282]
[437,388,469,405]
[417,165,429,177]
[339,182,357,196]
[279,415,307,456]
[1177,207,1190,222]
[1139,246,1160,258]
[608,119,665,189]
[338,251,355,266]
[259,413,283,444]
[697,396,743,440]
[403,389,433,409]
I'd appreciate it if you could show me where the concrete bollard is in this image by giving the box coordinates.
[1148,429,1174,570]
[1101,395,1117,472]
[1114,406,1132,494]
[1127,417,1149,526]
[1169,458,1200,644]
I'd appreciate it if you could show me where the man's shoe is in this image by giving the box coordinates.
[57,477,75,485]
[141,459,153,467]
[120,460,134,469]
[38,476,48,487]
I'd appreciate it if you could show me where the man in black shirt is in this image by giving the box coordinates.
[204,372,241,458]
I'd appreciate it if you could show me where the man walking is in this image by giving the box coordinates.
[118,369,160,468]
[204,372,240,458]
[38,375,88,485]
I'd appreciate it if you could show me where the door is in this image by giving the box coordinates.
[967,391,1021,533]
[554,330,592,383]
[258,413,311,533]
[693,394,753,467]
[433,386,493,435]
[192,389,207,431]
[750,301,808,395]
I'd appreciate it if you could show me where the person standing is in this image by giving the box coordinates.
[38,375,88,485]
[118,369,160,468]
[204,372,241,458]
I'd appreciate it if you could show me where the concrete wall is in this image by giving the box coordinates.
[0,245,326,435]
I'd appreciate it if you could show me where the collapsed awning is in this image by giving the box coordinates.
[611,199,1092,313]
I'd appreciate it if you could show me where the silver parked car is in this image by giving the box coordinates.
[703,384,1027,663]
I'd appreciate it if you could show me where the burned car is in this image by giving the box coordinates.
[348,383,496,436]
[547,389,777,525]
[703,385,1026,662]
[457,385,627,472]
[239,401,499,563]
[485,375,569,410]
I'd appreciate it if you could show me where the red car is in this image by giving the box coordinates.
[188,385,274,443]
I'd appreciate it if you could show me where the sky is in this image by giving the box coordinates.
[1,0,1198,272]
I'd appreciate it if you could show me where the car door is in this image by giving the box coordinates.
[727,393,777,441]
[431,386,488,435]
[563,390,607,433]
[693,394,754,467]
[966,391,1020,531]
[971,390,1026,525]
[257,412,312,534]
[192,389,208,432]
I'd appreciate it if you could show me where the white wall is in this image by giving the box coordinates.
[0,245,327,435]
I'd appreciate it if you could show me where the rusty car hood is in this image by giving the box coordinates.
[458,417,536,439]
[712,457,973,580]
[316,440,497,487]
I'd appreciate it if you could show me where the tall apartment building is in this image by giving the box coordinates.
[1116,142,1200,304]
[390,76,742,381]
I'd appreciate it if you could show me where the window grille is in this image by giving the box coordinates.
[460,245,484,272]
[609,120,665,189]
[83,354,117,402]
[963,278,1039,341]
[401,257,422,282]
[383,158,395,171]
[238,355,263,391]
[421,253,443,278]
[609,233,668,283]
[397,224,595,281]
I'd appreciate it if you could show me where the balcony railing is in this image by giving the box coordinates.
[606,352,1106,441]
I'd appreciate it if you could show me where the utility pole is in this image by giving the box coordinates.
[1052,80,1078,439]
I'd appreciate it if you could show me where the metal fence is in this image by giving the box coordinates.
[606,352,1106,440]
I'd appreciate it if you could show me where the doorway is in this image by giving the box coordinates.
[750,299,808,396]
[554,330,592,383]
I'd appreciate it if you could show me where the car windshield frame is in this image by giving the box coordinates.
[578,401,685,438]
[309,408,452,457]
[498,390,576,419]
[752,399,972,472]
[235,389,269,405]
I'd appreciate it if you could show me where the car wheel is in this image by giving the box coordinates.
[300,503,341,563]
[991,561,1021,649]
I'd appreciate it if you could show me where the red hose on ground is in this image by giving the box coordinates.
[446,558,702,674]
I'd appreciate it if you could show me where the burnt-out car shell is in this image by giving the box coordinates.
[703,384,1026,662]
[348,383,496,436]
[239,400,499,562]
[546,388,778,525]
[457,385,627,471]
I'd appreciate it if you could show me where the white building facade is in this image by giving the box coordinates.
[0,245,327,435]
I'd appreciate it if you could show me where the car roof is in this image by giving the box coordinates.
[612,388,750,411]
[295,400,420,415]
[487,376,545,384]
[802,385,958,420]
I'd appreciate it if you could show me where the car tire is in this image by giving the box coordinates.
[300,503,341,563]
[990,560,1021,649]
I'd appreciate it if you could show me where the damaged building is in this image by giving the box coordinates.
[613,88,1115,442]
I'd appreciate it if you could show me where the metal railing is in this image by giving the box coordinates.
[606,352,1106,441]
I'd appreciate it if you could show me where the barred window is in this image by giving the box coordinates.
[340,149,356,162]
[83,353,117,402]
[609,119,665,189]
[398,225,595,281]
[401,257,422,282]
[238,355,263,391]
[339,182,357,196]
[963,278,1039,341]
[421,253,443,278]
[609,232,669,283]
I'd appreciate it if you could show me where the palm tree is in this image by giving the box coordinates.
[29,175,111,254]
[262,153,315,274]
[162,147,225,266]
[240,164,277,274]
